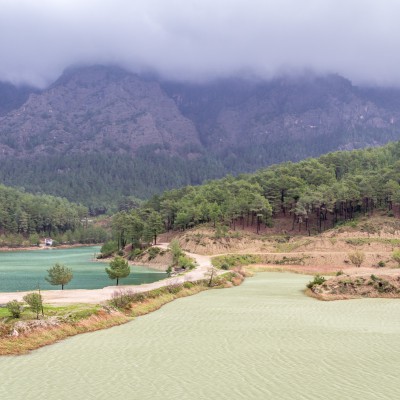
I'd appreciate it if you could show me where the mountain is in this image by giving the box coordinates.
[0,82,37,117]
[0,65,399,211]
[163,74,400,168]
[0,66,201,157]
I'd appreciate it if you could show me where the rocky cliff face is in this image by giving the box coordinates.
[163,74,400,162]
[1,66,399,161]
[0,66,201,157]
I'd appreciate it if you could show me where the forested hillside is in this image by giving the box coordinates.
[0,153,225,214]
[110,142,400,250]
[1,66,400,210]
[0,185,107,247]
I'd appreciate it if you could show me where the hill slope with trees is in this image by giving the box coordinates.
[1,66,400,210]
[0,185,107,247]
[109,141,400,252]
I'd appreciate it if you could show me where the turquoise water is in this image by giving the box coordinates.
[1,272,400,399]
[0,246,166,292]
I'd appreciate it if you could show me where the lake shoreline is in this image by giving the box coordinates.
[0,272,243,356]
[0,243,101,252]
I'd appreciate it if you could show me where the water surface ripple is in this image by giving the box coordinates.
[1,272,400,399]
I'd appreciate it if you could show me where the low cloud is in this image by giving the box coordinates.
[1,0,399,87]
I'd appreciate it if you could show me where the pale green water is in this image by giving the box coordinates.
[1,272,400,400]
[0,246,166,292]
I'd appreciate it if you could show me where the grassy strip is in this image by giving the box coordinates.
[212,253,310,271]
[1,273,245,356]
[212,254,262,269]
[129,285,208,317]
[344,238,400,246]
[0,312,130,356]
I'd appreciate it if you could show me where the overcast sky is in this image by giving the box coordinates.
[1,0,400,87]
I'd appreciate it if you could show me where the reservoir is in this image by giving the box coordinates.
[0,246,166,292]
[1,272,399,399]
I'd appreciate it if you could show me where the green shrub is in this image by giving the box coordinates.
[99,240,118,258]
[146,287,168,299]
[148,246,161,260]
[23,292,43,319]
[336,270,344,276]
[178,255,196,270]
[167,284,182,294]
[6,300,23,318]
[170,240,184,264]
[377,261,386,268]
[212,254,261,269]
[392,249,400,267]
[28,233,41,246]
[128,248,142,260]
[307,274,326,289]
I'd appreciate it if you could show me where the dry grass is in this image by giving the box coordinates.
[0,312,130,356]
[246,264,339,276]
[129,285,207,317]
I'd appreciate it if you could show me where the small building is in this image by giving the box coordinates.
[44,238,53,246]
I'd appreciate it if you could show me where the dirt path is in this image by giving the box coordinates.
[0,243,213,305]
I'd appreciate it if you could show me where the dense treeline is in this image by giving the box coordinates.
[111,141,400,248]
[0,185,87,235]
[0,135,385,214]
[0,151,228,213]
[0,185,108,246]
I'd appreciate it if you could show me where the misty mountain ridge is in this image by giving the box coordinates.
[0,65,399,209]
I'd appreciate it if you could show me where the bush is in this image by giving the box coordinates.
[348,251,365,268]
[336,270,344,276]
[99,240,118,258]
[178,255,196,270]
[147,246,161,260]
[110,289,136,309]
[110,289,148,309]
[167,284,182,294]
[28,233,41,246]
[212,254,261,269]
[183,281,194,289]
[128,248,142,260]
[170,239,183,264]
[307,274,326,289]
[6,300,23,318]
[392,250,400,267]
[377,261,386,268]
[23,292,43,319]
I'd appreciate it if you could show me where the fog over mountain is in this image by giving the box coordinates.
[1,0,400,87]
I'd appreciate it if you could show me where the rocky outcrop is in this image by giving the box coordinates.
[309,273,400,300]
